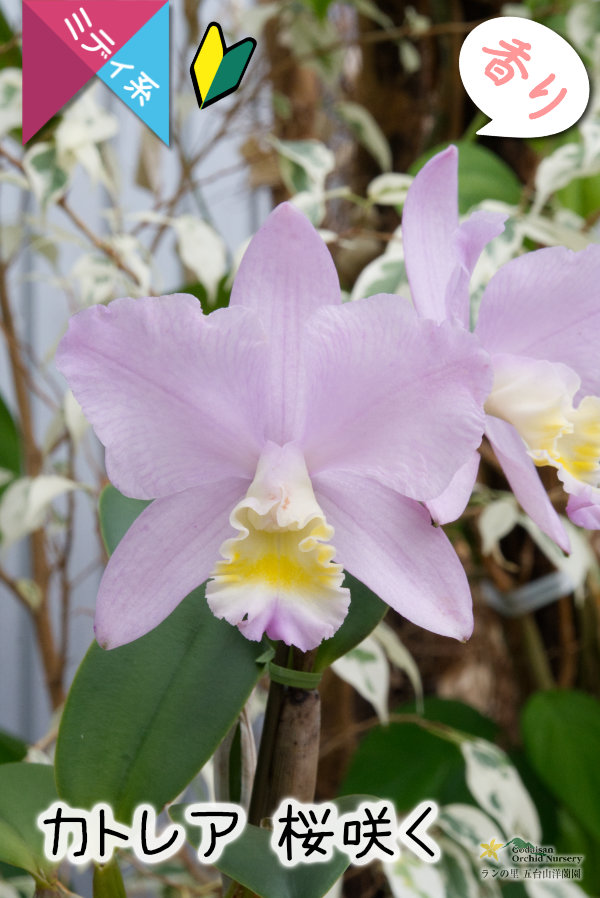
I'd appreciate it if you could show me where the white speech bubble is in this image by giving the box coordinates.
[459,17,589,137]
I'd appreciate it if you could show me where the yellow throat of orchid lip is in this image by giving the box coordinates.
[485,357,600,490]
[553,396,600,487]
[205,441,347,642]
[211,516,341,594]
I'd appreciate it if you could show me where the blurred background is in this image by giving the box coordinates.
[0,0,599,895]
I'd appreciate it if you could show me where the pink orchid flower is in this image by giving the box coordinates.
[57,203,491,651]
[403,145,600,551]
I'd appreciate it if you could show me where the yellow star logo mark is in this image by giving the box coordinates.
[480,838,504,861]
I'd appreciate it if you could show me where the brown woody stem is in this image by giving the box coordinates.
[0,261,64,708]
[248,645,320,826]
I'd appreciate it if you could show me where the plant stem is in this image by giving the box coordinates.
[0,260,64,708]
[248,645,320,826]
[248,644,287,826]
[518,613,555,691]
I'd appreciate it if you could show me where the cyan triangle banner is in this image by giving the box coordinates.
[97,4,169,145]
[22,0,169,145]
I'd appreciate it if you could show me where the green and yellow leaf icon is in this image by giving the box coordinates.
[190,23,256,109]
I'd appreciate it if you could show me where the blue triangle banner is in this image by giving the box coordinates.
[98,3,169,145]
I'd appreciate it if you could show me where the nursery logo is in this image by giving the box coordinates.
[22,1,170,144]
[503,837,552,861]
[480,837,504,861]
[190,22,256,109]
[459,17,589,137]
[478,834,584,882]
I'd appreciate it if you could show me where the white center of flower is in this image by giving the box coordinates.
[485,354,600,490]
[206,441,349,650]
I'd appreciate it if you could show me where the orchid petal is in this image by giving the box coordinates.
[402,146,505,326]
[426,452,480,525]
[94,477,249,648]
[56,295,266,499]
[230,203,341,444]
[566,489,600,529]
[476,244,600,398]
[485,415,570,553]
[300,294,492,501]
[402,147,459,323]
[447,210,508,326]
[313,470,475,640]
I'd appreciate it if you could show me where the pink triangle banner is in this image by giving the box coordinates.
[22,1,167,143]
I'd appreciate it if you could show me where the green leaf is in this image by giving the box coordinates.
[56,485,266,823]
[0,69,22,141]
[522,690,600,842]
[173,795,370,898]
[436,837,481,898]
[382,849,446,897]
[302,0,335,20]
[174,275,231,316]
[92,858,127,898]
[98,484,150,555]
[350,252,408,303]
[556,173,600,219]
[0,729,27,765]
[0,8,21,70]
[314,573,387,671]
[0,859,32,883]
[216,825,344,898]
[331,636,390,723]
[409,141,522,213]
[23,144,69,209]
[272,139,334,196]
[461,739,540,840]
[339,698,497,811]
[0,395,21,491]
[336,101,392,172]
[0,475,78,548]
[171,216,227,303]
[367,172,413,206]
[55,584,266,823]
[0,764,58,882]
[553,804,600,896]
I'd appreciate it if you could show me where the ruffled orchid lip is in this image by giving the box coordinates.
[554,396,600,490]
[483,354,580,461]
[484,354,600,492]
[206,442,350,652]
